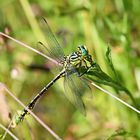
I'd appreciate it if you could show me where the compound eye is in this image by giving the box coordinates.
[78,45,84,50]
[78,45,88,56]
[80,45,84,49]
[83,45,87,51]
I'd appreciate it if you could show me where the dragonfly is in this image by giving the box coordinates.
[18,18,94,122]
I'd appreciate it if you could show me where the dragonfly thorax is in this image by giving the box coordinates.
[62,45,93,73]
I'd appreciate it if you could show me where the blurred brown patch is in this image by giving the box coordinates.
[0,85,11,123]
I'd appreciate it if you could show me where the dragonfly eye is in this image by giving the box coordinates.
[78,45,88,56]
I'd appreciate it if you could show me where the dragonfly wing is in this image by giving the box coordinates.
[64,72,86,116]
[38,18,65,61]
[78,77,93,99]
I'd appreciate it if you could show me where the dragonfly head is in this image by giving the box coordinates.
[78,45,88,56]
[78,45,93,65]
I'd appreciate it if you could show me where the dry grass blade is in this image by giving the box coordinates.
[0,83,62,140]
[0,32,59,65]
[0,123,19,140]
[91,82,140,114]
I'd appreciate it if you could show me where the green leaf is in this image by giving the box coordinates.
[106,45,119,82]
[85,62,136,106]
[107,128,140,140]
[0,134,3,139]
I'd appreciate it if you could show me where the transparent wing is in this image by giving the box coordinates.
[78,77,93,99]
[64,71,91,116]
[38,18,64,61]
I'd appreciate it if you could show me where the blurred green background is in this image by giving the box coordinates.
[0,0,140,139]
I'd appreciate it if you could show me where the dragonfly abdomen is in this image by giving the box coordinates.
[18,71,65,122]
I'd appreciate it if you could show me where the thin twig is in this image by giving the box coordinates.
[0,83,62,140]
[91,82,140,114]
[0,123,19,140]
[0,32,59,65]
[2,120,15,140]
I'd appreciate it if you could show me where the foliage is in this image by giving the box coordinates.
[0,0,140,140]
[107,128,140,140]
[86,47,136,106]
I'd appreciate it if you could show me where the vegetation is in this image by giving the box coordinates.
[0,0,140,139]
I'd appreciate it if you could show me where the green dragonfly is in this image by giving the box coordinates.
[18,18,94,122]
